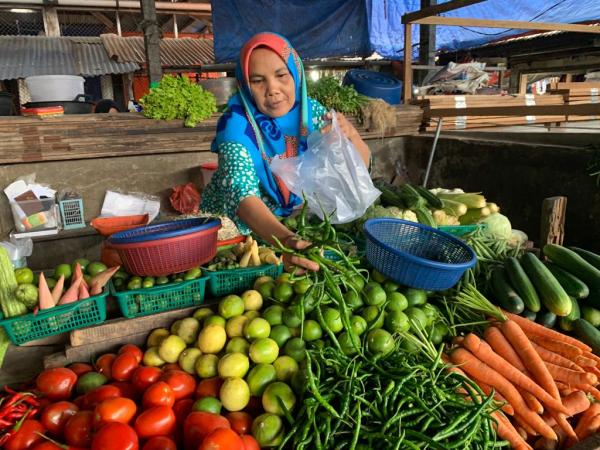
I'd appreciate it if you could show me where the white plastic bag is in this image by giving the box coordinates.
[270,111,380,224]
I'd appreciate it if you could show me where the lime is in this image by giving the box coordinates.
[262,382,296,415]
[365,284,386,307]
[193,307,214,321]
[289,327,300,338]
[400,336,420,354]
[283,337,306,362]
[269,325,292,348]
[142,277,154,289]
[321,307,343,333]
[430,322,449,345]
[45,277,57,290]
[404,307,428,331]
[367,329,395,356]
[338,332,359,356]
[276,273,292,285]
[184,267,201,280]
[350,315,368,336]
[242,290,263,311]
[253,276,274,290]
[243,310,261,321]
[179,348,202,374]
[155,276,169,285]
[197,324,227,354]
[147,328,170,347]
[226,337,250,355]
[220,377,250,412]
[298,292,318,314]
[252,413,284,448]
[249,338,279,364]
[263,305,285,326]
[385,310,410,333]
[244,318,271,340]
[404,288,427,307]
[192,396,222,414]
[246,363,277,396]
[386,292,409,313]
[226,316,249,338]
[72,258,90,273]
[204,315,226,328]
[422,303,439,325]
[14,267,34,285]
[273,356,299,382]
[293,279,312,295]
[127,277,142,290]
[257,281,276,299]
[274,282,294,303]
[383,280,400,293]
[371,270,387,283]
[360,306,384,330]
[87,261,107,276]
[195,354,219,378]
[302,320,322,341]
[218,352,250,378]
[219,295,245,319]
[344,290,363,311]
[282,306,303,328]
[143,347,165,367]
[348,274,365,292]
[54,263,72,280]
[76,372,108,394]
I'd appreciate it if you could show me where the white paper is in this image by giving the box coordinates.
[100,191,160,222]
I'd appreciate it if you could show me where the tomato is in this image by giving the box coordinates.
[199,428,244,450]
[111,353,139,382]
[83,385,121,410]
[134,406,176,439]
[64,410,94,447]
[244,396,263,418]
[118,344,143,364]
[95,353,116,380]
[131,367,162,393]
[160,370,195,400]
[184,412,230,450]
[141,436,177,450]
[110,382,138,401]
[226,412,253,435]
[94,397,137,425]
[4,419,46,450]
[68,363,94,378]
[36,368,78,401]
[162,363,181,372]
[172,398,193,445]
[195,377,223,399]
[32,443,86,450]
[142,381,175,409]
[41,401,79,436]
[241,435,260,450]
[91,422,139,450]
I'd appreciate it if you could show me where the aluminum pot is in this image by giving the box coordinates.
[24,94,94,115]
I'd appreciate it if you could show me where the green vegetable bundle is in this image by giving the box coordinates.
[308,77,367,116]
[140,75,217,128]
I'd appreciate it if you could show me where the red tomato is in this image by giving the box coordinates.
[36,368,78,401]
[94,397,137,425]
[95,353,116,379]
[241,435,260,450]
[64,410,94,448]
[141,436,177,450]
[83,385,121,410]
[118,344,144,364]
[131,367,162,393]
[199,428,244,450]
[226,412,253,435]
[41,401,79,436]
[160,370,195,400]
[134,406,176,439]
[162,363,181,372]
[184,412,230,450]
[172,398,194,445]
[142,381,175,409]
[110,382,138,401]
[111,353,139,382]
[195,377,223,399]
[244,396,263,417]
[91,422,139,450]
[68,363,93,377]
[4,419,46,450]
[32,443,86,450]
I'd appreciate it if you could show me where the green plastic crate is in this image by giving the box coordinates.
[0,289,108,345]
[205,264,283,297]
[111,276,208,319]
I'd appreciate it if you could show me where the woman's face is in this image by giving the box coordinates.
[248,48,295,118]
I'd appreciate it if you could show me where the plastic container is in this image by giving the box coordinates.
[111,276,207,319]
[10,197,59,232]
[0,289,108,345]
[205,264,283,297]
[59,198,85,230]
[363,218,477,291]
[25,75,85,102]
[91,214,150,237]
[200,162,218,188]
[343,69,402,105]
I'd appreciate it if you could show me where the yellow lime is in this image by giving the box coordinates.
[226,315,249,338]
[253,276,274,290]
[142,346,165,367]
[218,352,250,378]
[242,290,263,311]
[244,318,271,340]
[273,356,299,382]
[225,337,250,354]
[262,382,296,415]
[178,347,202,374]
[243,310,261,321]
[197,324,227,354]
[204,315,226,328]
[195,354,219,378]
[246,364,277,396]
[249,338,279,364]
[220,377,250,412]
[146,328,170,347]
[193,307,214,321]
[219,295,245,319]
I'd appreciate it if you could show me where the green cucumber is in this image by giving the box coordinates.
[504,257,541,312]
[573,319,600,355]
[536,310,557,329]
[490,268,524,314]
[414,207,437,228]
[543,244,600,291]
[520,309,537,321]
[521,252,572,317]
[545,262,589,300]
[570,247,600,271]
[412,184,443,209]
[558,297,580,332]
[581,306,600,327]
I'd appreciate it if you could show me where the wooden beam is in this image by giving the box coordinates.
[519,73,528,95]
[403,24,413,103]
[423,103,600,118]
[414,16,600,34]
[402,0,484,24]
[42,6,60,37]
[91,11,116,32]
[540,196,567,248]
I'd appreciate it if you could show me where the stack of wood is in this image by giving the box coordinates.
[415,94,566,131]
[550,82,600,122]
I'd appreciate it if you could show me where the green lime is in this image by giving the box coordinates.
[386,292,409,313]
[283,337,306,362]
[244,318,271,340]
[127,278,142,290]
[262,382,296,415]
[344,290,363,311]
[192,396,222,414]
[193,307,214,321]
[204,315,226,328]
[195,354,219,378]
[142,277,154,289]
[274,282,294,303]
[76,372,108,394]
[302,320,322,341]
[400,336,420,354]
[263,305,285,326]
[45,277,57,290]
[269,325,292,348]
[293,279,312,295]
[14,267,34,284]
[385,310,410,333]
[72,258,90,273]
[54,263,72,280]
[282,306,303,328]
[219,295,245,319]
[361,306,384,330]
[185,267,201,280]
[244,310,261,321]
[276,273,292,285]
[321,307,343,333]
[87,262,107,276]
[249,337,279,364]
[226,337,251,354]
[383,280,400,293]
[350,315,368,336]
[365,284,386,307]
[371,270,387,283]
[405,307,428,331]
[113,270,129,280]
[257,281,276,299]
[273,356,299,382]
[348,274,365,292]
[404,288,427,306]
[253,276,274,290]
[422,303,440,325]
[298,292,318,314]
[246,364,277,396]
[338,332,360,356]
[367,329,395,356]
[252,413,284,448]
[430,322,449,345]
[155,276,169,285]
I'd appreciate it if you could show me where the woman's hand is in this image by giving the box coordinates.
[321,111,358,140]
[282,235,320,273]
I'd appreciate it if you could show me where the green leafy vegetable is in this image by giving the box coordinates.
[139,75,217,128]
[308,76,368,115]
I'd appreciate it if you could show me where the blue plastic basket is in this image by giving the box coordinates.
[108,218,220,245]
[363,218,477,290]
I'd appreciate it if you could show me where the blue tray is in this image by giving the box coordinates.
[108,218,221,245]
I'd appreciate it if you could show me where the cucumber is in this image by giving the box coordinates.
[558,297,580,332]
[414,207,437,228]
[536,310,557,329]
[520,309,537,321]
[581,306,600,327]
[504,257,541,312]
[399,184,421,209]
[543,244,600,291]
[545,262,590,300]
[521,252,572,317]
[490,268,525,314]
[573,319,600,355]
[412,184,443,209]
[570,247,600,271]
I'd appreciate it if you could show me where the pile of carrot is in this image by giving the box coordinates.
[446,311,600,450]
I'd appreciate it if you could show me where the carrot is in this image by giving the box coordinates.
[78,282,90,300]
[579,413,600,441]
[484,325,527,371]
[58,276,82,305]
[542,391,590,427]
[50,274,65,306]
[583,351,600,366]
[461,333,568,414]
[546,362,598,386]
[548,410,577,439]
[500,320,561,401]
[575,355,597,368]
[532,342,585,372]
[530,334,583,359]
[586,366,600,379]
[513,412,539,437]
[504,311,592,352]
[450,347,558,440]
[573,384,600,401]
[37,272,53,310]
[570,403,600,445]
[88,266,120,295]
[524,392,544,415]
[493,411,533,450]
[475,380,515,416]
[534,426,566,450]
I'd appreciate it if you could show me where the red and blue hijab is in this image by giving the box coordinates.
[212,32,314,217]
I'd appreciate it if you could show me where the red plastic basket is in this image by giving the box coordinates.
[109,226,219,276]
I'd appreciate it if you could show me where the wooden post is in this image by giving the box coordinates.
[540,196,567,248]
[42,6,60,37]
[418,0,436,85]
[403,23,413,103]
[519,73,528,95]
[140,0,163,85]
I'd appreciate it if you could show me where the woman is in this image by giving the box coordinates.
[201,32,370,271]
[94,99,123,113]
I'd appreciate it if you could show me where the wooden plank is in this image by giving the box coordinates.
[424,103,600,118]
[402,0,484,24]
[1,344,63,385]
[414,16,600,34]
[403,24,413,104]
[540,196,567,249]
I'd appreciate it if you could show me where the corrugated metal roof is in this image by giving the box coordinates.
[0,36,139,80]
[101,34,215,67]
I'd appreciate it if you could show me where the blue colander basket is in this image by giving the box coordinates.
[363,218,477,290]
